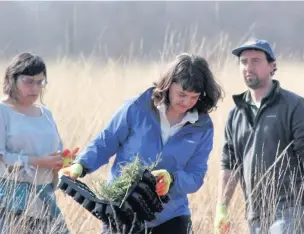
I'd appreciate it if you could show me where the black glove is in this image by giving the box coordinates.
[57,170,170,234]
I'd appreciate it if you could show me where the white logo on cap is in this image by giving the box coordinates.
[244,40,257,46]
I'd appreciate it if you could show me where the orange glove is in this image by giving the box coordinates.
[151,169,174,196]
[61,147,79,168]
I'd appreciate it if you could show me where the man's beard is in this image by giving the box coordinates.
[244,75,262,89]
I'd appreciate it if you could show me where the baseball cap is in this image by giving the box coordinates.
[232,38,276,61]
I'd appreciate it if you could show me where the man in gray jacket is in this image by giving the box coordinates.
[214,38,304,234]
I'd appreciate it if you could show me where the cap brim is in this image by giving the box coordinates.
[232,45,270,57]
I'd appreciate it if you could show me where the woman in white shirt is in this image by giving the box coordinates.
[0,52,69,233]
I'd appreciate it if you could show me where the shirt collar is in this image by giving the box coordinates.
[156,103,198,124]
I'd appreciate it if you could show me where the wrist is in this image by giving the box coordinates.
[72,162,88,177]
[72,163,85,177]
[169,172,175,188]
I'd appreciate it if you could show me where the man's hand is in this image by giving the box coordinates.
[151,169,174,196]
[214,203,230,234]
[58,163,83,180]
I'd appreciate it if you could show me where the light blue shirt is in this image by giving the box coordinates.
[0,101,63,185]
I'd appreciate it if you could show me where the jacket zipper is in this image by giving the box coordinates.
[253,102,270,130]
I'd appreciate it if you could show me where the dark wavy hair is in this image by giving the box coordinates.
[152,53,224,114]
[3,52,47,102]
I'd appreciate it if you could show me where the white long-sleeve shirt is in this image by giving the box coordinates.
[156,103,198,145]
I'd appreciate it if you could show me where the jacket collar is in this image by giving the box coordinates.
[232,79,281,108]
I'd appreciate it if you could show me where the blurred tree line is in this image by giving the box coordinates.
[0,1,303,61]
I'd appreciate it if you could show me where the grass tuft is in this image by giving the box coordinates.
[93,155,160,203]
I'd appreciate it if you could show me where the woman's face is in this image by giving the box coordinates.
[168,82,200,114]
[15,72,47,105]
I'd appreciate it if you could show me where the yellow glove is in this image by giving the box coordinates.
[58,163,83,180]
[214,203,230,234]
[151,169,173,196]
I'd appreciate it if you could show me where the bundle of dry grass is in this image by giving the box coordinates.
[93,156,159,204]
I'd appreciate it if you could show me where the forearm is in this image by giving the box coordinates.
[171,170,203,195]
[28,157,42,167]
[1,154,44,169]
[217,169,239,206]
[0,154,41,176]
[0,154,45,168]
[0,153,29,166]
[74,139,116,173]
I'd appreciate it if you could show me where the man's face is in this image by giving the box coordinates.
[239,50,275,89]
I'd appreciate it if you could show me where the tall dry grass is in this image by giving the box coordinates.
[0,37,304,233]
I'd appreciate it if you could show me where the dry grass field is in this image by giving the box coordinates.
[0,44,303,233]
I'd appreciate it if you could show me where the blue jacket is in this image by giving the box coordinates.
[75,87,214,227]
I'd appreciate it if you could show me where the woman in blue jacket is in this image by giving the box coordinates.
[60,53,224,234]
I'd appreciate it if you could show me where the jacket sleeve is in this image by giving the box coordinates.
[291,98,304,160]
[220,108,238,171]
[170,120,214,196]
[74,100,133,173]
